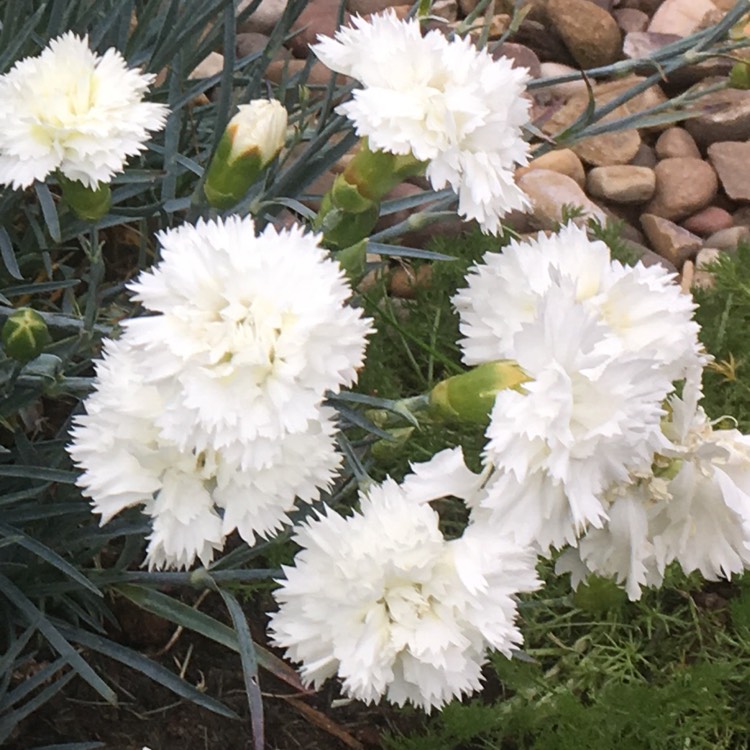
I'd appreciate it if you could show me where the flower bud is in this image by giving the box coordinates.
[2,308,51,364]
[58,174,111,222]
[429,360,530,425]
[204,99,288,209]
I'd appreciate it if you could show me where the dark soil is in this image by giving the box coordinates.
[8,592,408,750]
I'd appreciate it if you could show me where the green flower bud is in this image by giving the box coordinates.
[204,99,288,209]
[429,360,530,425]
[2,308,51,364]
[58,174,112,222]
[730,62,750,89]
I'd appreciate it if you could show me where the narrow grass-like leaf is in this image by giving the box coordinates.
[219,589,264,750]
[0,574,117,706]
[0,466,77,483]
[0,227,23,280]
[56,623,239,719]
[0,522,101,597]
[0,280,81,298]
[34,183,61,244]
[336,404,395,441]
[114,584,307,692]
[0,654,68,710]
[32,743,105,750]
[365,242,454,262]
[211,1,237,153]
[0,669,77,745]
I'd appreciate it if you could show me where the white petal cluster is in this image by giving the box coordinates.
[269,449,539,712]
[554,373,750,600]
[0,33,168,189]
[312,11,530,234]
[454,224,705,553]
[68,217,371,569]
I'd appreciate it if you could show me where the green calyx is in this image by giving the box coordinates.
[429,360,531,425]
[58,174,112,222]
[204,131,264,210]
[2,308,51,364]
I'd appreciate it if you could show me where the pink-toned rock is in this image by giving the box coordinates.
[189,52,224,79]
[623,31,681,60]
[645,157,718,221]
[546,0,622,69]
[641,213,703,268]
[521,148,586,188]
[707,142,750,201]
[680,259,695,294]
[586,165,656,203]
[648,0,718,36]
[516,169,608,230]
[681,206,733,237]
[613,8,649,33]
[654,127,701,159]
[535,63,589,103]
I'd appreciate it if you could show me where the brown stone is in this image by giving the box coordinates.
[613,8,649,33]
[266,59,350,89]
[645,157,718,221]
[521,148,586,188]
[685,88,750,148]
[348,0,410,11]
[681,206,733,237]
[288,0,351,57]
[389,264,433,299]
[546,0,622,69]
[707,142,750,201]
[630,144,657,167]
[493,43,541,78]
[654,127,701,159]
[516,169,608,230]
[237,0,287,34]
[586,165,656,203]
[704,226,750,251]
[641,214,703,268]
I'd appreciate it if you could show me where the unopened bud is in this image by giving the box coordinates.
[58,175,111,222]
[204,99,288,209]
[2,308,51,364]
[429,360,530,424]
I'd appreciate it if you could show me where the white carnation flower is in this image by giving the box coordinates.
[123,215,372,467]
[454,223,703,380]
[312,10,531,234]
[68,337,343,570]
[555,485,664,601]
[0,32,167,189]
[477,285,672,552]
[651,383,750,581]
[269,449,539,712]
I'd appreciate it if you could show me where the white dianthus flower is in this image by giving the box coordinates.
[123,215,372,468]
[476,285,672,552]
[312,10,530,234]
[454,223,703,380]
[67,337,343,570]
[0,32,167,189]
[269,449,539,712]
[651,381,750,581]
